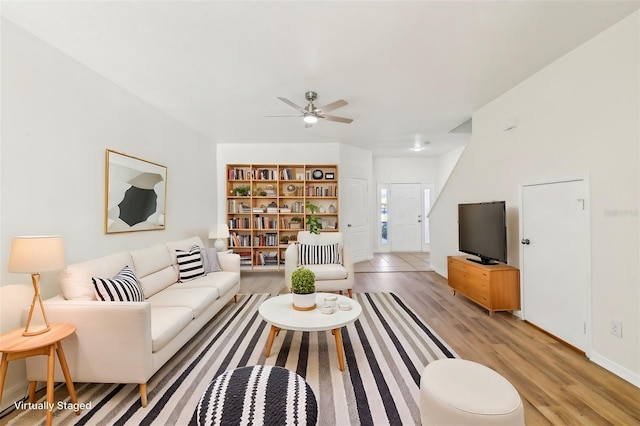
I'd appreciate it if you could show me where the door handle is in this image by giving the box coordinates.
[521,239,530,245]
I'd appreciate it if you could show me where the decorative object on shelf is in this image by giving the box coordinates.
[8,235,66,336]
[280,235,290,244]
[318,206,326,214]
[305,202,322,234]
[290,216,303,229]
[285,184,296,195]
[105,150,167,234]
[209,224,230,252]
[328,204,337,213]
[291,267,316,311]
[232,185,251,196]
[325,172,335,180]
[312,169,323,180]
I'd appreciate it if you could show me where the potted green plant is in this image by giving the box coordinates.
[232,185,250,196]
[290,216,303,229]
[291,267,316,310]
[305,202,322,235]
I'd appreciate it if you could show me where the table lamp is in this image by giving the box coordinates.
[209,224,230,252]
[8,235,66,336]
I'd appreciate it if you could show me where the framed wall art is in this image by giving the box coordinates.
[105,149,167,234]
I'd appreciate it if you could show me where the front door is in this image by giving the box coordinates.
[389,183,422,252]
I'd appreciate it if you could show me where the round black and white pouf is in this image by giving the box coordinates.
[194,365,318,425]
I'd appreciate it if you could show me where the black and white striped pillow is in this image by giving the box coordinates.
[176,245,206,282]
[92,266,144,302]
[298,243,341,265]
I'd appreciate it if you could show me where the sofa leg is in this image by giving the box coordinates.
[140,383,148,407]
[348,289,353,298]
[234,294,237,303]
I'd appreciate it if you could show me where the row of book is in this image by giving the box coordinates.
[254,251,279,266]
[254,216,278,229]
[306,185,337,197]
[228,217,251,229]
[253,233,278,247]
[228,168,281,181]
[229,232,251,247]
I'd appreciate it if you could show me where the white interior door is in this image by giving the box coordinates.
[521,179,590,352]
[389,183,422,252]
[344,177,369,263]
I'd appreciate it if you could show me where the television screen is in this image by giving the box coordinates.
[458,201,507,265]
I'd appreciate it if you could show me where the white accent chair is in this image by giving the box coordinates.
[284,231,354,297]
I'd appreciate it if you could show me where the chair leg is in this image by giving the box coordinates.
[348,289,353,298]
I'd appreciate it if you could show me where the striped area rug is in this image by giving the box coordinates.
[7,293,457,425]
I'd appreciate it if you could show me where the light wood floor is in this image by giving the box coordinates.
[241,270,640,425]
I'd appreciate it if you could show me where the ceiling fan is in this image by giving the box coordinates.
[270,91,353,128]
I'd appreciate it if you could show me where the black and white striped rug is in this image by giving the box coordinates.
[9,293,457,425]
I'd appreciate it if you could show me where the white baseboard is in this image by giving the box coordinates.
[589,351,640,388]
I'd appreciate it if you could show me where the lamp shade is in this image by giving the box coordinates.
[209,224,230,240]
[8,236,66,273]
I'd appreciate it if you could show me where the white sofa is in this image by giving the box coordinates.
[284,231,354,297]
[24,236,240,407]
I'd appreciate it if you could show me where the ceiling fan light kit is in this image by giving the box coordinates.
[273,91,353,127]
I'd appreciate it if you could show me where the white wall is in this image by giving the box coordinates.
[1,19,217,407]
[435,145,465,196]
[430,12,639,385]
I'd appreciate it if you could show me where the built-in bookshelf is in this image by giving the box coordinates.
[226,164,339,271]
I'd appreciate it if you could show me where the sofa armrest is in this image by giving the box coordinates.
[342,247,355,286]
[24,298,153,384]
[217,252,241,273]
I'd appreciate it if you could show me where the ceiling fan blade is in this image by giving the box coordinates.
[316,99,347,114]
[322,114,353,124]
[277,97,305,112]
[265,115,301,117]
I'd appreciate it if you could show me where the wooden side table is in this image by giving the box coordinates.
[0,323,79,425]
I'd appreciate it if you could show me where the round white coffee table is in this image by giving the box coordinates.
[259,293,362,371]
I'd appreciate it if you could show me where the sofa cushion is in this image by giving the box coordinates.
[147,287,219,318]
[176,246,206,282]
[298,243,341,265]
[92,266,144,302]
[166,237,206,264]
[150,306,193,352]
[303,264,348,281]
[171,271,238,297]
[138,266,179,299]
[59,252,133,300]
[131,244,172,278]
[201,248,221,273]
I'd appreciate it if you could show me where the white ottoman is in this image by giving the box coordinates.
[420,359,525,425]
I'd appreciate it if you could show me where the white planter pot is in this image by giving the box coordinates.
[292,292,316,311]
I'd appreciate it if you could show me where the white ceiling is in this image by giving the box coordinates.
[2,1,639,157]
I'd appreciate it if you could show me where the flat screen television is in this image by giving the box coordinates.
[458,201,507,265]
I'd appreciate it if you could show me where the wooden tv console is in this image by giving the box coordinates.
[447,256,520,315]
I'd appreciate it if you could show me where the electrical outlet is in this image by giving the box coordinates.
[610,320,623,338]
